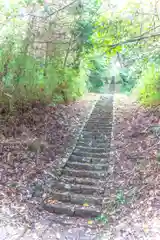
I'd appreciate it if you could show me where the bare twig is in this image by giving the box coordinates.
[107,32,160,48]
[46,0,78,18]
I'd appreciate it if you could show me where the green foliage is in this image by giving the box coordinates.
[0,43,86,112]
[86,53,108,92]
[116,190,126,204]
[71,0,101,70]
[1,0,160,109]
[135,64,160,106]
[119,62,143,93]
[120,49,160,105]
[119,68,135,92]
[88,1,160,103]
[74,19,94,51]
[70,0,106,92]
[0,0,91,112]
[95,214,108,224]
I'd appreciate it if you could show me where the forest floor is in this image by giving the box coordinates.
[103,94,160,239]
[0,93,160,239]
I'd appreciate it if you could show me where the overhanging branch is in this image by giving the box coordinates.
[46,0,78,18]
[108,32,160,48]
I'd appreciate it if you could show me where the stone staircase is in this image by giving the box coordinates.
[43,95,113,219]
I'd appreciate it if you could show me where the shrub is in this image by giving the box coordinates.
[0,47,86,113]
[135,64,160,106]
[85,52,108,92]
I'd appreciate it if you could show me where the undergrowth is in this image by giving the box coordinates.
[0,45,86,114]
[134,64,160,106]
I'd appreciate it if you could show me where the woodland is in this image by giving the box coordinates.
[0,0,159,108]
[0,0,160,237]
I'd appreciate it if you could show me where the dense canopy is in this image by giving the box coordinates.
[0,0,159,110]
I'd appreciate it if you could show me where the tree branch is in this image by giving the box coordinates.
[108,32,160,48]
[46,0,78,18]
[140,24,160,37]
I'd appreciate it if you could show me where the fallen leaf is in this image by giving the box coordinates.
[88,220,93,225]
[47,199,57,204]
[83,203,89,207]
[143,224,149,233]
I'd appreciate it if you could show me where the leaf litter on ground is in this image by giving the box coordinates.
[103,93,160,239]
[0,93,99,226]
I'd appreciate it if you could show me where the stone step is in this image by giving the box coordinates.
[82,130,112,135]
[43,200,101,218]
[47,191,103,205]
[88,117,113,121]
[90,114,112,117]
[66,161,108,171]
[91,114,112,117]
[90,117,112,119]
[42,97,114,219]
[75,145,108,153]
[91,111,112,114]
[83,128,112,133]
[74,205,101,218]
[73,150,110,158]
[69,154,109,164]
[80,132,111,139]
[86,120,112,123]
[63,168,106,179]
[78,136,108,142]
[88,117,112,120]
[79,133,107,139]
[87,120,113,124]
[90,110,112,114]
[84,125,112,130]
[43,200,75,216]
[81,131,111,136]
[60,176,106,187]
[91,109,112,112]
[78,137,111,144]
[87,124,112,127]
[54,182,104,195]
[76,144,110,150]
[77,140,110,148]
[91,111,113,114]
